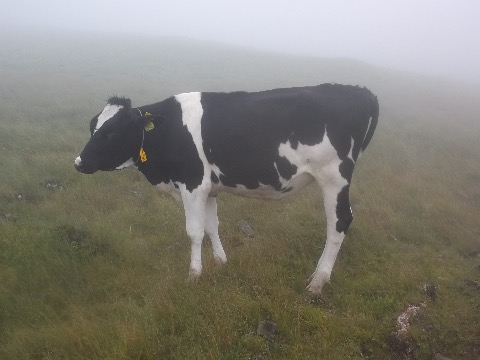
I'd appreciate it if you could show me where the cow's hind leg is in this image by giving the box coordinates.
[307,171,353,294]
[205,196,227,265]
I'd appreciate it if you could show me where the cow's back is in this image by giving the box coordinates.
[200,84,377,191]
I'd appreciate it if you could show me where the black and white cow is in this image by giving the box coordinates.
[74,84,378,293]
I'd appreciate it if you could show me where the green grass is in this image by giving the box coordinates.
[0,27,479,359]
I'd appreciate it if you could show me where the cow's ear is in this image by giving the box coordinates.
[142,114,165,132]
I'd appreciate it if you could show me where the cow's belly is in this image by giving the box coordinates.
[211,172,315,200]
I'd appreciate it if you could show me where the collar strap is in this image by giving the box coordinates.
[134,108,145,165]
[133,108,154,165]
[134,128,145,165]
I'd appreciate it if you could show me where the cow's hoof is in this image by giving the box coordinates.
[188,269,201,282]
[306,273,329,294]
[214,256,227,266]
[306,283,323,295]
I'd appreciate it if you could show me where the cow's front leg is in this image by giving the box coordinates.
[181,188,208,280]
[205,196,227,265]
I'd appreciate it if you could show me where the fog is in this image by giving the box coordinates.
[2,0,480,84]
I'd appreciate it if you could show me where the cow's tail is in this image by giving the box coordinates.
[361,94,379,152]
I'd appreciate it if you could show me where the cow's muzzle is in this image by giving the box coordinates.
[74,156,93,174]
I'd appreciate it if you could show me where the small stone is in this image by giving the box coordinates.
[43,179,64,191]
[396,305,421,335]
[433,353,452,360]
[423,284,437,302]
[0,213,17,222]
[238,220,255,237]
[257,321,276,340]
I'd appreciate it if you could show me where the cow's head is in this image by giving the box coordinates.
[74,97,143,174]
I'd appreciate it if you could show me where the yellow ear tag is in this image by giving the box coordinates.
[139,148,147,163]
[144,121,155,132]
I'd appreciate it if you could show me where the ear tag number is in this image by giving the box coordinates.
[140,148,147,163]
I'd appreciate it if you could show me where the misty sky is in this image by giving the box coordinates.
[2,0,480,84]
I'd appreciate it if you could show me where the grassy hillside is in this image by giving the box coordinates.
[0,27,479,359]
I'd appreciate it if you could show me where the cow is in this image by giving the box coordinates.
[74,84,378,294]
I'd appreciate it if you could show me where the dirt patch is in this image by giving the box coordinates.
[257,321,277,340]
[0,212,18,222]
[464,279,480,293]
[53,224,90,246]
[52,224,112,257]
[386,332,417,359]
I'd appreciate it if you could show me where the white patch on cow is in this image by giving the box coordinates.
[273,161,289,185]
[278,128,342,182]
[210,163,224,179]
[74,156,82,167]
[204,197,227,264]
[116,158,135,170]
[174,92,210,182]
[94,104,123,133]
[176,181,210,278]
[347,137,355,162]
[358,116,372,158]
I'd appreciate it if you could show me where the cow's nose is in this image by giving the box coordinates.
[74,156,84,172]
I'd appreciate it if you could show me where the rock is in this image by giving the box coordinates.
[238,220,255,237]
[43,179,64,191]
[465,279,480,292]
[464,250,480,259]
[231,238,245,247]
[257,321,276,340]
[0,213,18,222]
[396,305,421,335]
[423,284,437,302]
[433,353,452,360]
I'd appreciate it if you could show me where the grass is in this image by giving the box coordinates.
[0,26,479,359]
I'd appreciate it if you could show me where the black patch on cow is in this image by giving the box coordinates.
[135,97,204,192]
[339,158,354,183]
[199,85,377,192]
[323,86,379,161]
[108,96,131,109]
[288,133,299,150]
[336,185,353,234]
[276,156,297,180]
[200,88,324,191]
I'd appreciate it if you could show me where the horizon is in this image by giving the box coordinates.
[1,0,479,86]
